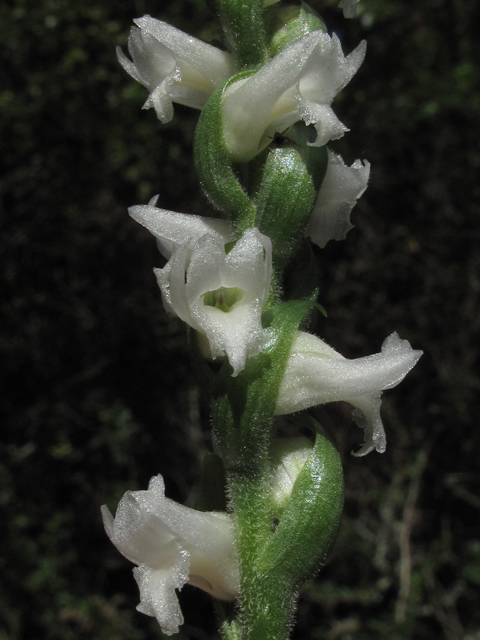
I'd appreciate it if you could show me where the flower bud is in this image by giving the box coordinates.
[271,436,313,516]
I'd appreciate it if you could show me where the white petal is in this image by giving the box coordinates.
[306,149,370,248]
[134,16,235,88]
[296,99,349,147]
[129,203,233,259]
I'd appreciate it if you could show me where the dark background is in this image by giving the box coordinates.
[1,0,479,638]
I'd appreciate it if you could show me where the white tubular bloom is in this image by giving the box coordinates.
[129,200,272,376]
[221,31,366,162]
[339,0,361,19]
[156,228,272,376]
[101,475,239,636]
[117,15,235,122]
[306,149,370,248]
[275,332,422,456]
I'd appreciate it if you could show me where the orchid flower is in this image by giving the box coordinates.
[221,30,366,162]
[117,15,235,122]
[129,199,272,376]
[275,331,422,456]
[101,475,240,636]
[306,148,370,248]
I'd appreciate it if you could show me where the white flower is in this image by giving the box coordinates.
[117,15,235,122]
[274,332,422,456]
[339,0,360,19]
[306,148,370,248]
[221,30,366,162]
[101,475,239,636]
[129,199,272,376]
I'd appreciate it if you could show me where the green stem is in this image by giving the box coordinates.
[215,0,269,68]
[211,301,316,639]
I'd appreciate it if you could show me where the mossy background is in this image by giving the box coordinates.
[1,0,479,638]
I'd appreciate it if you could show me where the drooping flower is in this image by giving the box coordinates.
[117,15,235,122]
[339,0,361,19]
[101,474,239,636]
[129,200,272,376]
[306,148,370,248]
[221,30,366,162]
[275,331,422,455]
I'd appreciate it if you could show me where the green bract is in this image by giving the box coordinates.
[258,423,343,585]
[194,73,257,231]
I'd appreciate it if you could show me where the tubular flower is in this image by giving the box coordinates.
[117,15,235,122]
[129,200,272,376]
[306,148,370,248]
[274,332,422,456]
[101,475,240,636]
[221,30,366,162]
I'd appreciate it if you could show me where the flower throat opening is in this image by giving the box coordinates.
[202,287,245,312]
